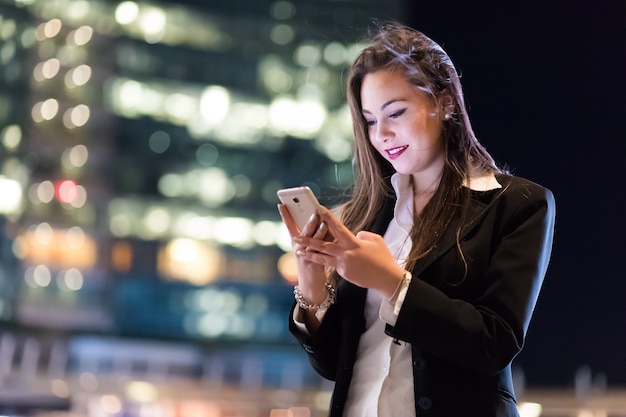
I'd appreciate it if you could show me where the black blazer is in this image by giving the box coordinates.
[289,175,556,417]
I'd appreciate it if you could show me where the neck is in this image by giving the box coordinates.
[410,169,443,197]
[410,169,444,217]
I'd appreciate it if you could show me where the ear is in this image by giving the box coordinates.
[438,91,455,119]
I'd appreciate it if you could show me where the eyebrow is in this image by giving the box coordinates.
[362,99,407,114]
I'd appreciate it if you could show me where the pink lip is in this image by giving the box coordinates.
[385,145,408,160]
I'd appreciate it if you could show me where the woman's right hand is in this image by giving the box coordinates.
[277,204,330,305]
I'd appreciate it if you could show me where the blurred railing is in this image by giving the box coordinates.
[0,329,332,416]
[0,330,624,417]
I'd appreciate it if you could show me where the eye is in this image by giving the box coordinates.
[389,109,406,118]
[365,119,376,127]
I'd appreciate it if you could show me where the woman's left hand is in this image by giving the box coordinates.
[294,207,405,297]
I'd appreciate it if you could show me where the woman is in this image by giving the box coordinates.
[278,23,555,417]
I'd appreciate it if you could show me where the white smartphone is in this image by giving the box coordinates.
[277,186,322,231]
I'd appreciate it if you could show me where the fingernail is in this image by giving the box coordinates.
[292,237,303,243]
[318,222,326,231]
[308,212,318,222]
[295,250,306,256]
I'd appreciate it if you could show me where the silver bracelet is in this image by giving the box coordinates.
[294,282,336,311]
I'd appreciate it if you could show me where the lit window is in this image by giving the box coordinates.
[70,26,93,46]
[44,19,62,38]
[63,104,90,128]
[56,180,78,204]
[199,86,230,125]
[65,64,91,88]
[270,24,294,45]
[159,239,221,285]
[138,7,166,44]
[68,144,89,167]
[0,176,22,214]
[270,1,296,20]
[1,125,22,150]
[294,44,321,67]
[115,1,139,25]
[41,58,60,79]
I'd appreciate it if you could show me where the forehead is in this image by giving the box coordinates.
[360,69,430,110]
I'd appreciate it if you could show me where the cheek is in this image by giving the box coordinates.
[367,134,383,153]
[425,115,444,139]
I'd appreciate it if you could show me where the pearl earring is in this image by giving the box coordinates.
[444,113,451,120]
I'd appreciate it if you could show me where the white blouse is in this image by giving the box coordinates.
[344,173,415,416]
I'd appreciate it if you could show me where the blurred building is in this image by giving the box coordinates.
[0,1,408,414]
[0,0,404,395]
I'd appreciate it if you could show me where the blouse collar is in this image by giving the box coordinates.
[391,172,502,195]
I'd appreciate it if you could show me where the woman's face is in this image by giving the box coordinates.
[361,69,446,179]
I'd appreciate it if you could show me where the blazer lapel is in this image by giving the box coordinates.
[411,195,492,277]
[361,185,504,281]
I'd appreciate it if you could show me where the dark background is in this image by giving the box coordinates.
[407,1,626,386]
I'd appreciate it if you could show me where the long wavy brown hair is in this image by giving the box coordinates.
[339,22,503,275]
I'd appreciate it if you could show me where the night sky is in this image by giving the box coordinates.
[406,1,626,386]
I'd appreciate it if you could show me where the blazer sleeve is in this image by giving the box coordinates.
[288,280,367,381]
[386,181,556,376]
[288,301,342,380]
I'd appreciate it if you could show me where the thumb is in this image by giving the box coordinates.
[355,230,381,241]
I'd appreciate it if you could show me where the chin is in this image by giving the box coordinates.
[392,165,417,176]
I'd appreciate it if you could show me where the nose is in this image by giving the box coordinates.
[374,122,393,143]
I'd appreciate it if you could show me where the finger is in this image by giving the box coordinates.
[277,204,300,237]
[318,207,355,242]
[300,212,321,237]
[294,236,342,257]
[296,248,335,267]
[355,230,382,241]
[312,221,329,240]
[316,219,337,242]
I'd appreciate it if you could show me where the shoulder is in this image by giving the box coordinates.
[495,174,555,206]
[491,174,556,226]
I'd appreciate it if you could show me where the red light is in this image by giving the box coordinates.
[56,180,77,203]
